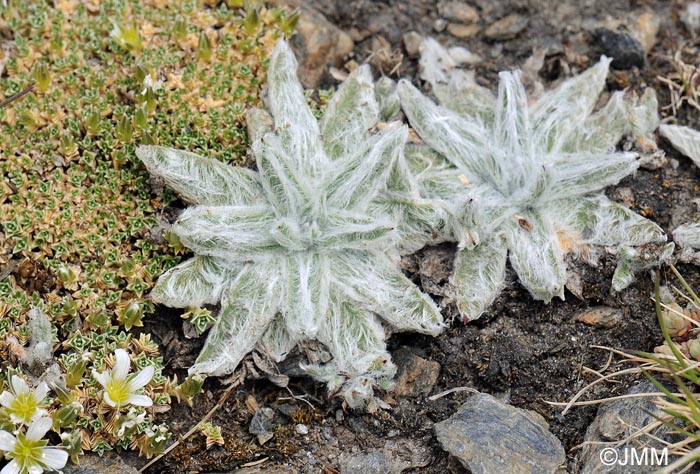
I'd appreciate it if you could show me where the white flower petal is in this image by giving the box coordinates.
[0,459,21,474]
[33,382,49,402]
[103,392,117,408]
[40,447,69,469]
[127,365,154,391]
[0,391,15,408]
[30,407,49,422]
[0,430,16,451]
[92,370,109,389]
[27,465,42,474]
[126,394,153,407]
[113,349,131,381]
[9,375,29,395]
[25,417,52,441]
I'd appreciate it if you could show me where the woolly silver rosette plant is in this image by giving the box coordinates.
[398,38,668,320]
[137,40,444,408]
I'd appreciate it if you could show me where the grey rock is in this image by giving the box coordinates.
[339,439,431,474]
[392,347,441,398]
[579,382,681,473]
[402,31,422,58]
[438,1,480,24]
[484,14,528,41]
[63,452,139,474]
[434,392,565,474]
[249,406,275,444]
[592,28,645,69]
[296,423,309,435]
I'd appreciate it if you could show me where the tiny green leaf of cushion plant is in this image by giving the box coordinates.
[399,38,667,320]
[137,39,443,409]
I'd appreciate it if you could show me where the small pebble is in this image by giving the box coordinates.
[296,424,309,435]
[484,14,528,40]
[402,31,422,58]
[438,1,480,24]
[447,23,481,39]
[335,409,345,422]
[592,28,645,69]
[433,18,448,32]
[633,11,659,53]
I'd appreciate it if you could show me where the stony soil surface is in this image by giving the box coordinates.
[129,1,700,473]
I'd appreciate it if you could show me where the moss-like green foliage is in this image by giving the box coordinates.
[0,0,291,460]
[399,38,666,320]
[140,40,443,409]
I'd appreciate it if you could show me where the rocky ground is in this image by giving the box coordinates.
[96,1,700,473]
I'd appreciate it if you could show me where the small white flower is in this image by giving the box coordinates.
[0,376,49,426]
[116,408,146,437]
[92,349,154,409]
[0,417,68,474]
[141,74,162,95]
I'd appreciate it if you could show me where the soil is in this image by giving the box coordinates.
[137,1,700,473]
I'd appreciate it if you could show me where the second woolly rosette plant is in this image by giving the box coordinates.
[398,39,670,320]
[138,40,443,408]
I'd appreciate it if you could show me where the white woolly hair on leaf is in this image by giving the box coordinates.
[265,40,324,174]
[370,143,456,254]
[334,250,444,335]
[150,256,235,308]
[542,151,640,200]
[659,124,700,168]
[397,80,490,181]
[252,131,318,218]
[375,76,401,121]
[190,260,283,377]
[246,107,274,143]
[504,212,566,302]
[281,253,329,340]
[418,37,458,87]
[451,235,508,321]
[529,56,612,153]
[548,194,666,249]
[316,299,390,376]
[628,88,660,140]
[567,90,628,153]
[257,315,296,362]
[136,145,263,206]
[171,205,280,260]
[326,121,408,211]
[319,64,379,160]
[612,243,675,291]
[673,223,700,249]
